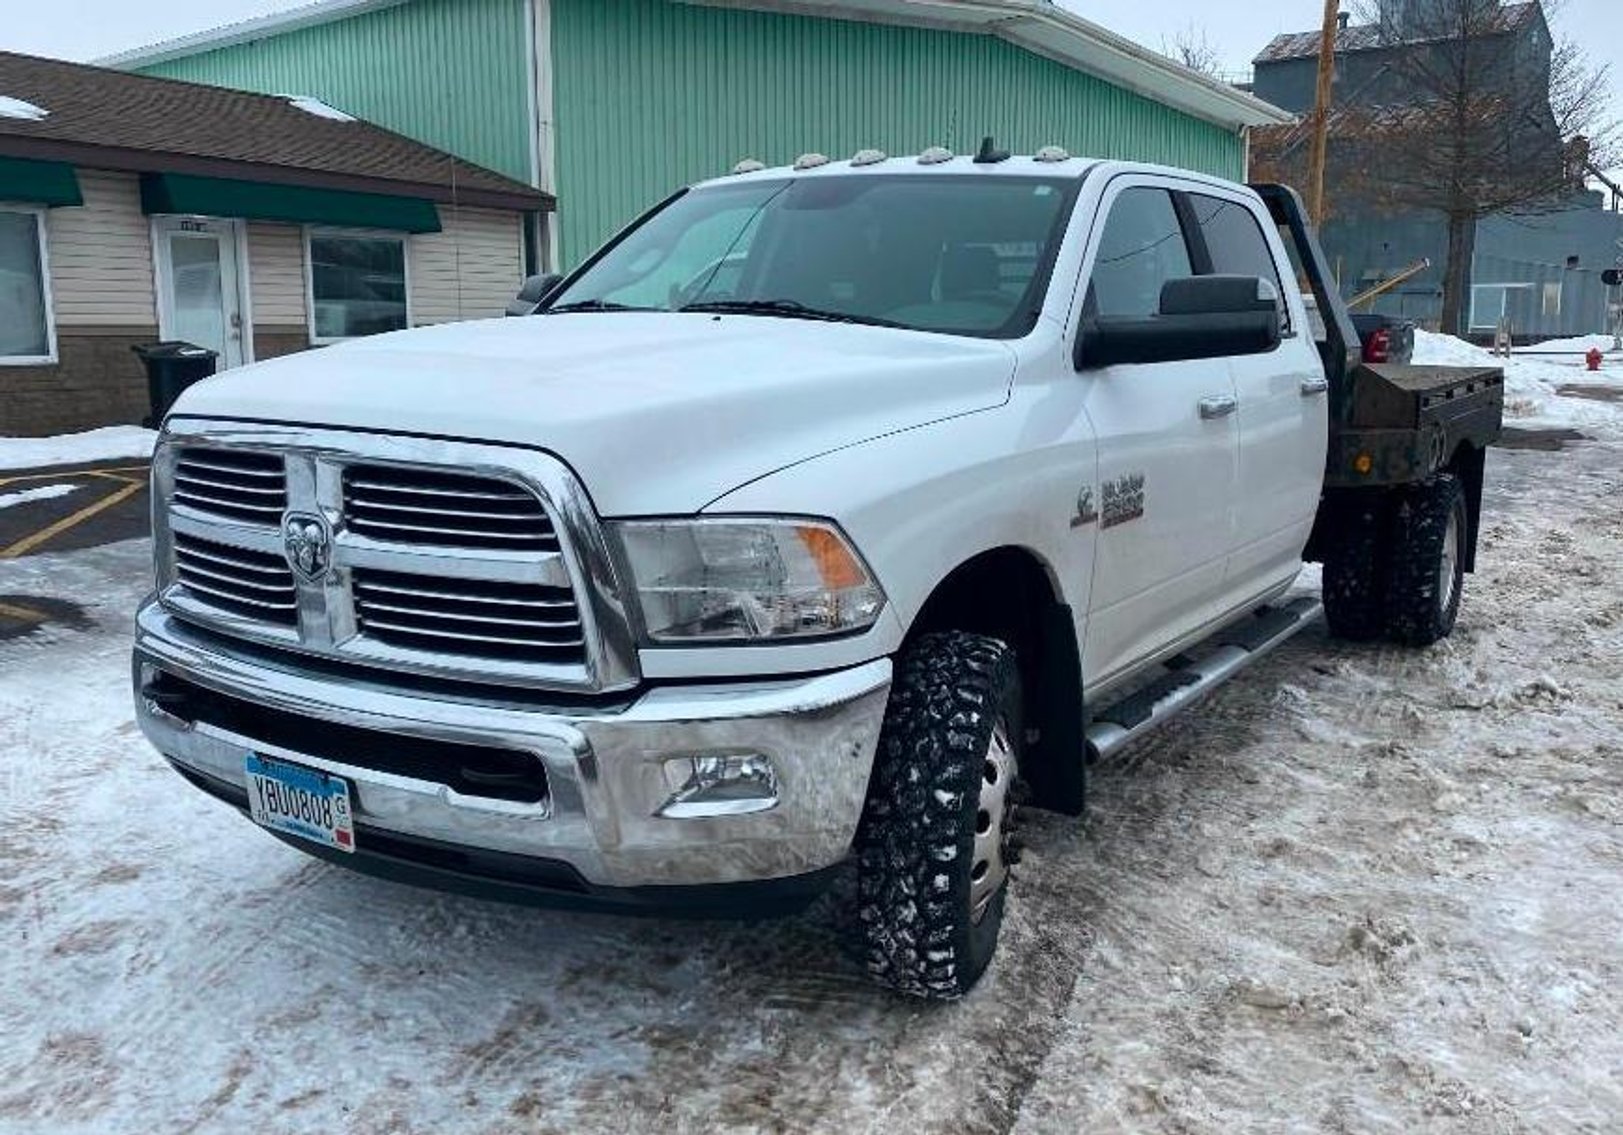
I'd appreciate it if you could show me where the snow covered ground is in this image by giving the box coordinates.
[0,484,79,511]
[0,427,155,472]
[2,345,1621,1132]
[1415,330,1623,434]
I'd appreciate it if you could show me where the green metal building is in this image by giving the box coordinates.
[105,0,1291,271]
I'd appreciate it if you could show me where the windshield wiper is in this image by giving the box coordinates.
[680,298,903,329]
[546,299,658,314]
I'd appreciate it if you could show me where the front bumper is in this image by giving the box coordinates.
[133,600,891,906]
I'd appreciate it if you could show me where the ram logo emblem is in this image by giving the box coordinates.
[1070,485,1099,528]
[282,513,332,582]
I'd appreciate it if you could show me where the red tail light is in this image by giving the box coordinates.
[1363,327,1391,364]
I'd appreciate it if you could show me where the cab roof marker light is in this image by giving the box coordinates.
[1034,145,1072,163]
[732,158,766,175]
[793,152,831,171]
[850,148,887,167]
[917,146,953,165]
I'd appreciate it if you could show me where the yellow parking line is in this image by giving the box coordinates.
[0,479,146,560]
[0,601,48,624]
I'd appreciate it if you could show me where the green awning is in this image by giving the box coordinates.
[139,173,441,233]
[0,156,83,207]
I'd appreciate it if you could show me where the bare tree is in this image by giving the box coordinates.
[1164,24,1222,77]
[1346,0,1618,333]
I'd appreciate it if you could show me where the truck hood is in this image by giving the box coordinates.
[176,313,1016,515]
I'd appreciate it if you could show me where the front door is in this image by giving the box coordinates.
[155,217,246,368]
[1076,180,1240,687]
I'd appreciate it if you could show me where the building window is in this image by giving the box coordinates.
[1469,284,1509,331]
[1542,281,1562,318]
[0,206,55,364]
[307,229,408,342]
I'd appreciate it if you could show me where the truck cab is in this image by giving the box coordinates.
[133,149,1498,1000]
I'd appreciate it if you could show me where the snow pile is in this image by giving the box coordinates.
[1413,330,1623,435]
[1515,334,1621,355]
[0,483,78,510]
[0,426,156,471]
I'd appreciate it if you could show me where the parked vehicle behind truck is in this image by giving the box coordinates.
[1350,312,1417,365]
[134,148,1502,999]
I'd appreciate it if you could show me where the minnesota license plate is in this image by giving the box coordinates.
[245,754,355,853]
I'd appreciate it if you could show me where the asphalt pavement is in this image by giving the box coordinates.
[0,461,149,639]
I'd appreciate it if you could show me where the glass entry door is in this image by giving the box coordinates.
[155,217,245,368]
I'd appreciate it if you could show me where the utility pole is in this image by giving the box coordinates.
[1308,0,1341,226]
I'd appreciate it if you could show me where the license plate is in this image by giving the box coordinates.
[245,754,355,853]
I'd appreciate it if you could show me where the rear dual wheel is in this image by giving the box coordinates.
[1322,473,1467,646]
[1385,472,1467,646]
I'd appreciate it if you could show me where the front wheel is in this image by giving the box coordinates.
[855,631,1023,999]
[1384,472,1468,646]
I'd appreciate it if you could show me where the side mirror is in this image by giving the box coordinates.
[1603,268,1622,287]
[1075,275,1284,369]
[506,272,564,316]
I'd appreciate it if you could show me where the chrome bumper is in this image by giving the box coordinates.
[133,601,891,889]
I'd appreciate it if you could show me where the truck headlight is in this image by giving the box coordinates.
[611,518,885,643]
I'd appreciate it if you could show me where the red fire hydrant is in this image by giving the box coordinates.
[1587,347,1604,371]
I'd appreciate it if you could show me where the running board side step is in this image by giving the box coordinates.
[1085,597,1323,762]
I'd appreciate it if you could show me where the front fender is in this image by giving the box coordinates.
[705,387,1099,647]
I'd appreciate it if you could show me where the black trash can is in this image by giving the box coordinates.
[132,341,219,427]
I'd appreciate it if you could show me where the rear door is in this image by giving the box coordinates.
[1182,189,1326,595]
[1077,180,1240,687]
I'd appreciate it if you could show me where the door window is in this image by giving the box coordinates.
[1187,193,1290,331]
[168,234,228,358]
[1088,187,1193,318]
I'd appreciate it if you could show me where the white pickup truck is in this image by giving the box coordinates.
[134,148,1502,999]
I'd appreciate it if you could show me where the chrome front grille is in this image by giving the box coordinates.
[173,448,288,525]
[173,533,299,626]
[343,465,561,551]
[153,426,638,693]
[353,569,584,662]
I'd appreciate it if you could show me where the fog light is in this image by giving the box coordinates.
[658,753,779,818]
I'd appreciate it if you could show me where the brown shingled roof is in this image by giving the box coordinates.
[1254,1,1538,64]
[0,50,550,212]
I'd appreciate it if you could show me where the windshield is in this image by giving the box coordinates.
[546,175,1078,339]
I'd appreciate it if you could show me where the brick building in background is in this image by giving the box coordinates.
[0,51,549,436]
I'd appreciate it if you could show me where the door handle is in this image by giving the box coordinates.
[1300,375,1329,396]
[1198,395,1237,420]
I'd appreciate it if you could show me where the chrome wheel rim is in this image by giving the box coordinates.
[970,719,1018,923]
[1439,506,1460,614]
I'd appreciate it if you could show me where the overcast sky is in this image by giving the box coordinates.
[3,0,1619,173]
